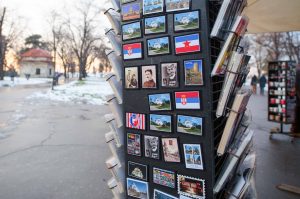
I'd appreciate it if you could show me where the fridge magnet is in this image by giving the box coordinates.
[148,93,172,111]
[121,1,141,21]
[161,62,179,88]
[166,0,191,12]
[147,36,171,56]
[177,115,203,136]
[184,60,204,86]
[174,33,201,55]
[125,67,139,89]
[162,137,181,162]
[177,175,205,199]
[144,135,160,159]
[121,0,135,4]
[154,189,177,199]
[183,144,204,170]
[123,42,143,60]
[175,91,201,110]
[127,177,150,199]
[174,10,200,32]
[128,161,148,181]
[144,15,166,35]
[127,133,141,156]
[150,114,172,133]
[141,65,157,89]
[122,21,142,41]
[143,0,164,15]
[153,167,176,188]
[126,112,146,130]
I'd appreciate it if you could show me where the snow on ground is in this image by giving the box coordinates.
[0,77,52,87]
[27,77,113,105]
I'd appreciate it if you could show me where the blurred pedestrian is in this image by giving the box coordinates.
[251,75,258,94]
[259,74,267,95]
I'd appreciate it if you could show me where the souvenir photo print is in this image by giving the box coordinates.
[183,144,204,170]
[123,42,143,60]
[141,65,157,89]
[121,1,141,21]
[153,189,178,199]
[166,0,191,12]
[128,161,148,181]
[177,175,205,199]
[153,167,176,188]
[148,93,172,111]
[126,112,146,130]
[127,133,141,156]
[127,178,149,199]
[184,60,204,86]
[144,135,160,159]
[122,21,142,41]
[144,15,166,35]
[161,62,179,88]
[177,115,203,136]
[175,33,201,55]
[147,36,170,56]
[125,67,139,89]
[175,91,201,110]
[162,138,181,162]
[143,0,164,15]
[154,189,177,199]
[174,10,200,32]
[150,114,172,133]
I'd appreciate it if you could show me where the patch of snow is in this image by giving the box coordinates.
[27,78,113,105]
[0,77,52,87]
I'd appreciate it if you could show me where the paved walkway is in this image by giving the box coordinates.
[249,93,300,199]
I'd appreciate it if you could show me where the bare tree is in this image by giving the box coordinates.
[283,32,300,63]
[65,0,103,80]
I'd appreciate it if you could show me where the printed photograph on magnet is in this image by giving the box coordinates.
[184,60,204,86]
[123,42,143,60]
[142,65,157,89]
[126,112,146,130]
[121,0,135,4]
[174,10,200,32]
[175,33,201,55]
[143,0,164,15]
[122,21,142,41]
[183,144,204,170]
[127,178,150,199]
[177,175,205,199]
[128,161,148,181]
[121,1,141,21]
[175,91,201,110]
[144,135,160,159]
[161,62,179,88]
[153,167,176,188]
[127,133,141,156]
[144,15,166,35]
[125,67,139,89]
[166,0,191,12]
[150,114,172,133]
[177,115,203,136]
[154,189,177,199]
[147,36,170,56]
[162,138,181,162]
[148,93,172,111]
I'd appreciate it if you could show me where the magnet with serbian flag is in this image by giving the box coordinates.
[174,33,201,55]
[175,91,201,109]
[126,112,146,130]
[123,42,143,60]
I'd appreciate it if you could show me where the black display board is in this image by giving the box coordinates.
[268,61,296,124]
[122,1,219,198]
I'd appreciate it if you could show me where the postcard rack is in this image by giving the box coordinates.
[112,0,249,198]
[268,61,297,138]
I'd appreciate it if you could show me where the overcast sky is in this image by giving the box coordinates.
[2,0,110,36]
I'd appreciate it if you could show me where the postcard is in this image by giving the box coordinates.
[143,0,164,15]
[177,175,205,199]
[127,178,149,199]
[125,67,139,89]
[177,115,203,136]
[161,62,179,88]
[184,60,204,86]
[144,135,160,159]
[174,10,200,32]
[122,21,142,40]
[121,1,141,21]
[183,144,204,170]
[127,133,141,156]
[147,36,170,56]
[144,15,166,34]
[153,167,176,188]
[148,93,172,111]
[162,138,181,162]
[141,65,157,89]
[150,114,172,133]
[128,161,148,181]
